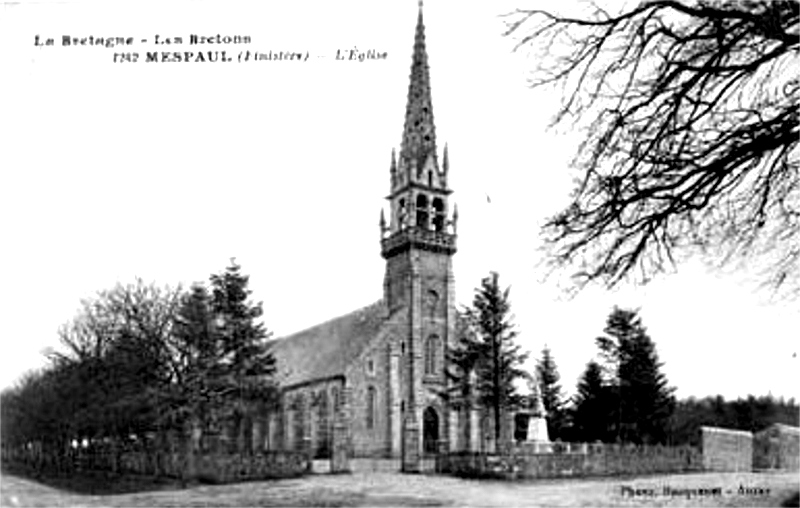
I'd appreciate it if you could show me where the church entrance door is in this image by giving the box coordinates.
[423,407,439,456]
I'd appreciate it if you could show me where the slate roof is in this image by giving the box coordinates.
[268,301,388,389]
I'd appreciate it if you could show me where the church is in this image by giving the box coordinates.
[262,5,481,469]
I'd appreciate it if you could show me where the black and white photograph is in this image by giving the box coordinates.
[1,0,798,506]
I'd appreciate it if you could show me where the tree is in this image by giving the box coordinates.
[208,259,278,452]
[667,394,800,445]
[48,280,181,440]
[536,345,567,440]
[505,1,799,297]
[0,280,182,474]
[171,284,219,434]
[445,317,483,448]
[461,272,529,446]
[571,360,614,442]
[2,264,279,477]
[596,307,675,444]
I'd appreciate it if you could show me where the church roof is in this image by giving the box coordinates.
[268,301,388,388]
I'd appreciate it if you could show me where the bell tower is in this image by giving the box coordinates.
[380,4,457,308]
[379,2,457,471]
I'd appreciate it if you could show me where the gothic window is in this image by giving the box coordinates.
[425,335,440,375]
[416,194,429,230]
[428,171,433,187]
[293,394,305,451]
[366,386,377,430]
[432,198,445,232]
[331,386,342,413]
[366,355,374,375]
[426,289,439,318]
[316,391,330,458]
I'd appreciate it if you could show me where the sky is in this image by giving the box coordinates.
[0,0,797,402]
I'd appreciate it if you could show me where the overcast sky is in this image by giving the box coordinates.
[1,0,797,402]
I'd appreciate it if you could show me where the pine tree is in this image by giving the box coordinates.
[571,361,613,442]
[536,345,566,440]
[596,307,675,444]
[462,272,529,446]
[209,259,278,452]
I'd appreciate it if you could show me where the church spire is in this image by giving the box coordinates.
[400,1,438,179]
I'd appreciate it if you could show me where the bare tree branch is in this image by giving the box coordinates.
[506,0,799,298]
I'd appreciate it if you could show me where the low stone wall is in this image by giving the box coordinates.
[195,451,309,483]
[4,446,309,483]
[117,450,309,482]
[700,426,752,472]
[437,443,702,480]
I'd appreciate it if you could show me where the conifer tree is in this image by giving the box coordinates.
[571,360,613,442]
[209,259,278,451]
[596,307,675,444]
[462,272,529,445]
[536,345,566,440]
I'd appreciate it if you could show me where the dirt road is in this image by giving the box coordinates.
[1,470,797,507]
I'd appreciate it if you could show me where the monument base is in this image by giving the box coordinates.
[526,415,550,443]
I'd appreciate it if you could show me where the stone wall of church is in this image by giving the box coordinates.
[345,326,401,457]
[270,378,345,458]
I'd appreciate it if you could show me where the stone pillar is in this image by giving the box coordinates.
[388,343,402,456]
[302,436,313,473]
[302,403,313,472]
[436,434,450,473]
[449,411,459,452]
[330,411,350,473]
[469,408,479,452]
[402,419,420,473]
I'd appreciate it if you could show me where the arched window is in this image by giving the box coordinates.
[316,391,330,458]
[426,289,439,318]
[425,335,440,375]
[331,386,341,413]
[416,194,429,230]
[293,394,305,451]
[366,386,377,430]
[432,198,445,233]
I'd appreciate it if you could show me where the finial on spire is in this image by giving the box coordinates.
[391,148,397,175]
[442,143,449,174]
[452,203,458,234]
[380,209,387,234]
